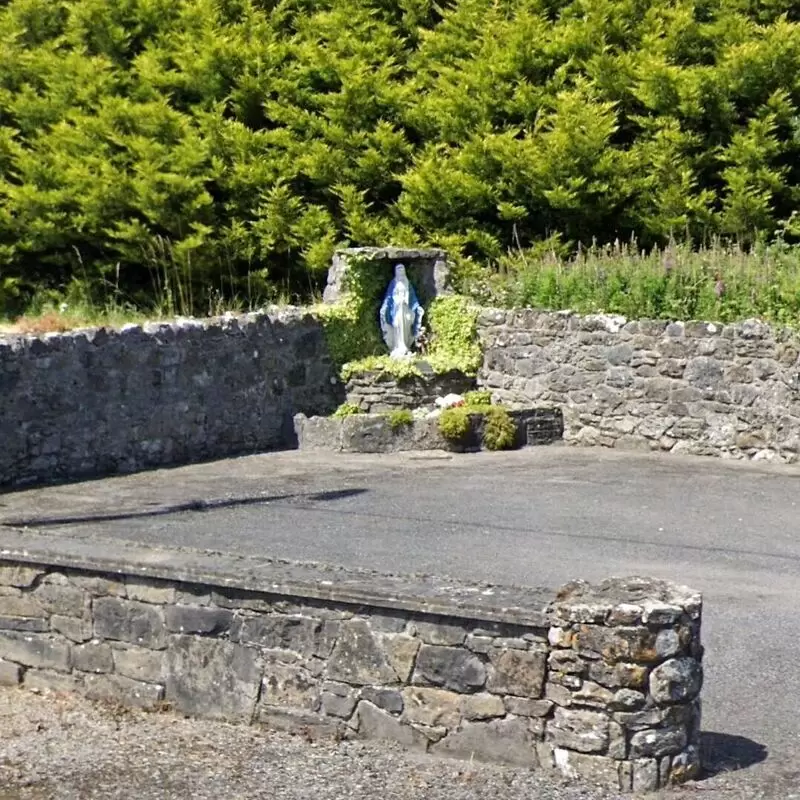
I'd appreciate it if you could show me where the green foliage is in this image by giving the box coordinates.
[332,402,363,418]
[437,405,471,442]
[481,406,516,451]
[493,240,800,326]
[386,408,414,430]
[341,354,422,382]
[426,295,482,375]
[464,390,491,406]
[3,0,800,315]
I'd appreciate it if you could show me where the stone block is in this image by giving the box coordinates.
[587,661,648,689]
[327,619,397,685]
[165,605,233,635]
[630,726,687,759]
[68,574,126,597]
[112,645,165,683]
[649,657,702,704]
[24,668,81,694]
[262,662,320,711]
[432,718,537,767]
[0,616,48,632]
[574,625,659,663]
[73,642,113,673]
[668,745,701,783]
[354,701,428,749]
[52,615,93,642]
[32,578,86,617]
[410,620,468,646]
[413,645,486,692]
[0,594,45,619]
[234,614,335,659]
[360,687,403,714]
[571,680,613,708]
[165,635,260,720]
[548,650,585,675]
[547,707,609,754]
[321,691,357,719]
[0,565,42,588]
[504,697,553,717]
[126,578,176,604]
[0,658,22,685]
[384,635,419,683]
[0,632,70,672]
[401,687,462,728]
[84,673,165,709]
[552,749,623,790]
[486,649,545,697]
[461,693,505,721]
[94,597,166,649]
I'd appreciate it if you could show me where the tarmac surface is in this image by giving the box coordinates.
[2,445,799,782]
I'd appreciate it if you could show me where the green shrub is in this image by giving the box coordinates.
[481,406,516,451]
[464,390,491,406]
[387,408,414,431]
[437,406,471,442]
[332,402,363,418]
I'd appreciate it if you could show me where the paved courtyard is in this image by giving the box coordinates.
[2,445,800,792]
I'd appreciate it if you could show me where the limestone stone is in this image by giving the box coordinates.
[547,708,609,754]
[354,701,428,748]
[68,575,126,597]
[0,594,45,619]
[0,565,42,588]
[32,579,86,617]
[414,645,486,692]
[432,718,537,767]
[548,650,585,674]
[609,688,646,711]
[72,642,113,674]
[84,673,165,709]
[0,616,48,633]
[571,680,613,708]
[574,625,659,663]
[327,620,397,685]
[360,687,404,714]
[0,632,70,672]
[24,668,81,694]
[504,697,553,717]
[321,691,357,718]
[52,615,93,642]
[552,749,623,790]
[461,692,505,720]
[649,658,702,704]
[411,620,468,646]
[669,745,701,783]
[465,635,494,654]
[631,758,659,792]
[165,605,233,635]
[165,636,260,720]
[262,662,320,711]
[587,661,648,689]
[402,687,462,728]
[94,597,166,649]
[629,726,687,758]
[234,614,336,658]
[486,649,545,697]
[0,658,22,685]
[112,645,165,683]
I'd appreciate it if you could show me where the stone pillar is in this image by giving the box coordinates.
[543,577,703,792]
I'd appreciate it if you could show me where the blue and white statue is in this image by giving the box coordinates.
[380,264,424,358]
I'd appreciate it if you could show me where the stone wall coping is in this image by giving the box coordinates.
[334,247,447,260]
[0,527,554,626]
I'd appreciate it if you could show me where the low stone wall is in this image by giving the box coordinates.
[478,309,800,461]
[345,368,476,413]
[0,309,342,487]
[0,531,702,792]
[294,408,563,453]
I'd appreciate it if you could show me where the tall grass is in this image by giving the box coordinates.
[475,240,800,326]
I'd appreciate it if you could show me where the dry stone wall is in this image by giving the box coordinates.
[0,309,342,487]
[0,543,702,792]
[478,309,800,461]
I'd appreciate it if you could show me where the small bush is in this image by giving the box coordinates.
[438,406,472,442]
[387,408,414,431]
[332,402,363,418]
[464,390,491,406]
[481,406,516,451]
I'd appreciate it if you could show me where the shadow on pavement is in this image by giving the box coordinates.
[0,487,367,528]
[700,731,768,778]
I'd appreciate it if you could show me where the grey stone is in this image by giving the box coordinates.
[632,758,659,792]
[32,578,86,617]
[24,668,81,694]
[548,650,585,674]
[0,616,48,632]
[327,619,397,685]
[84,673,165,709]
[94,597,166,649]
[487,649,545,697]
[432,718,537,767]
[0,658,22,685]
[126,578,176,604]
[413,645,486,692]
[465,635,494,654]
[68,574,126,597]
[411,620,467,646]
[551,749,623,790]
[165,636,261,720]
[321,691,357,718]
[234,614,335,659]
[165,605,233,635]
[609,689,646,710]
[354,701,428,748]
[504,697,553,717]
[112,646,165,683]
[461,692,505,721]
[360,687,403,714]
[630,726,688,758]
[0,594,45,619]
[52,615,93,642]
[72,642,113,673]
[0,565,42,588]
[649,658,702,704]
[402,687,462,728]
[262,661,319,711]
[0,632,70,672]
[547,707,609,754]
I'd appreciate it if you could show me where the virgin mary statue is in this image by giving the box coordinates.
[379,264,424,358]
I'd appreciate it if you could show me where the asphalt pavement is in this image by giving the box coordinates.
[2,445,799,777]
